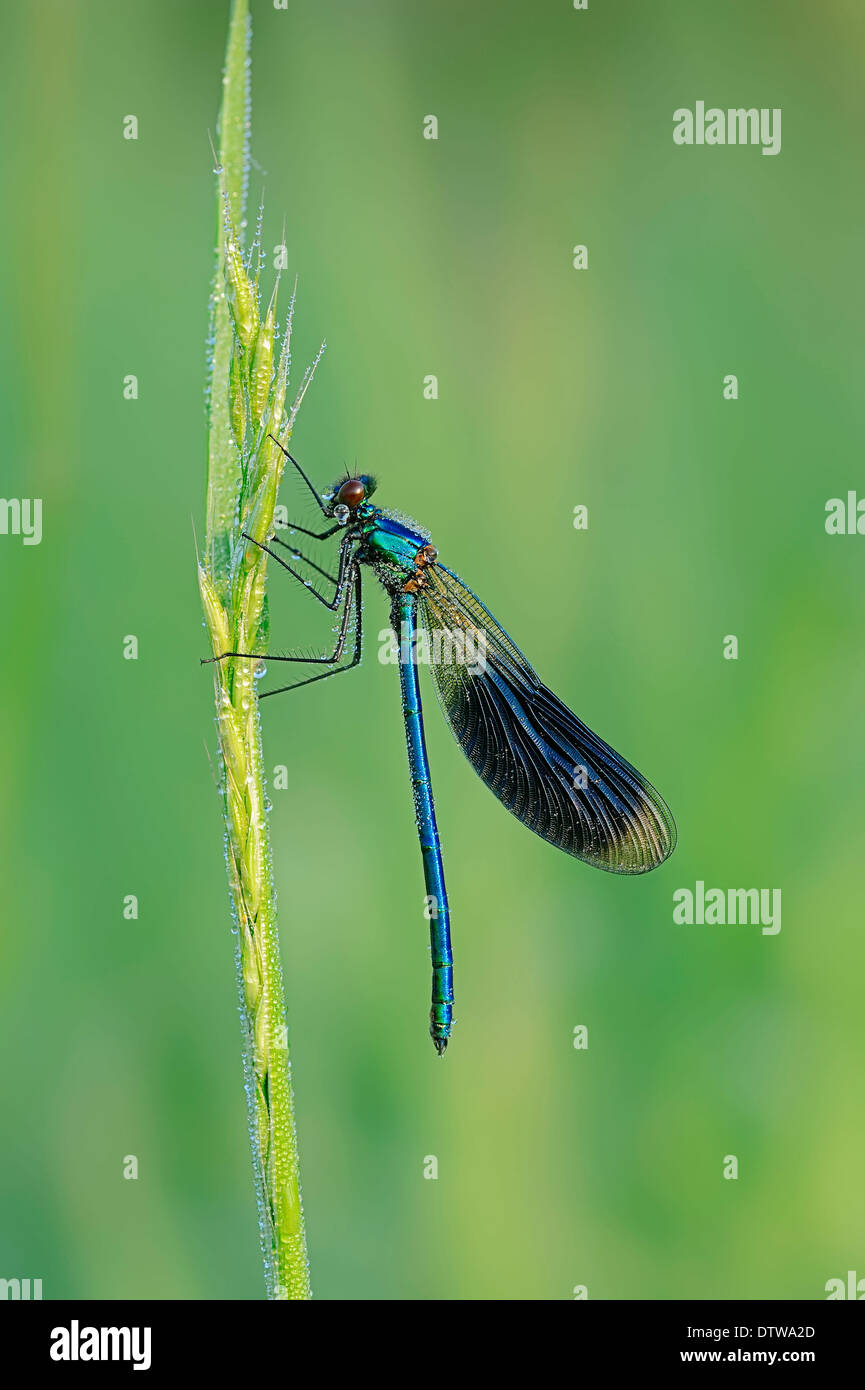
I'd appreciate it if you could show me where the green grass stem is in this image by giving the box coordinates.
[199,0,320,1300]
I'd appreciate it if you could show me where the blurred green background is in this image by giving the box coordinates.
[1,0,863,1300]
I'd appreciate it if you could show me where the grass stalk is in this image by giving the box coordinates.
[199,0,320,1300]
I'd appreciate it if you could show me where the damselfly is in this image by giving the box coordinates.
[205,437,676,1053]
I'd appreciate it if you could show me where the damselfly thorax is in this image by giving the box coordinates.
[358,512,438,594]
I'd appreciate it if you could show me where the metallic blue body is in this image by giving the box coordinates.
[393,593,454,1051]
[237,454,675,1055]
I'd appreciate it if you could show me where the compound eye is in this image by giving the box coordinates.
[336,478,365,509]
[333,503,350,526]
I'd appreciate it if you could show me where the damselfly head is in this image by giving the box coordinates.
[335,478,366,510]
[326,473,378,517]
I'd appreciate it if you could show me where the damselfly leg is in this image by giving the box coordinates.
[267,433,330,516]
[238,530,352,611]
[202,525,364,696]
[260,566,363,700]
[266,538,337,584]
[271,521,343,542]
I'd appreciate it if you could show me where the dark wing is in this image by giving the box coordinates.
[420,563,676,874]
